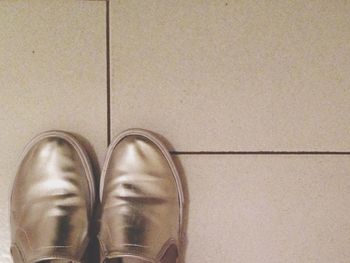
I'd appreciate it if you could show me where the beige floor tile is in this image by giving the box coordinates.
[0,1,106,261]
[178,154,350,263]
[110,0,350,151]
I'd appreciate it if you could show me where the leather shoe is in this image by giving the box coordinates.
[10,131,95,263]
[98,129,184,263]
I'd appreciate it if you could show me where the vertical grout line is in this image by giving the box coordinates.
[106,0,111,145]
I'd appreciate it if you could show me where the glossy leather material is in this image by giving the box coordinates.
[10,131,95,263]
[99,129,184,263]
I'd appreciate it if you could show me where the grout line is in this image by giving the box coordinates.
[170,151,350,155]
[103,1,348,156]
[106,0,111,145]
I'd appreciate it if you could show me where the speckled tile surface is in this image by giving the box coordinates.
[0,1,106,261]
[109,0,350,152]
[179,155,350,263]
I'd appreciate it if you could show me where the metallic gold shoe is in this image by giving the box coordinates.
[10,131,95,263]
[98,129,184,263]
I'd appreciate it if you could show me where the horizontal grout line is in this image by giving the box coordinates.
[170,151,350,155]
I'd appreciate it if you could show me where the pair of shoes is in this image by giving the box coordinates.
[10,129,184,263]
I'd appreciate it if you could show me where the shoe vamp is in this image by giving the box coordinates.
[11,140,89,251]
[101,170,179,257]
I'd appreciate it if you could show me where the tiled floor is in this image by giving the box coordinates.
[1,1,350,262]
[110,0,350,151]
[0,1,107,261]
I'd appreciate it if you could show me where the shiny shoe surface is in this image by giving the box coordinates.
[10,131,95,263]
[99,129,184,263]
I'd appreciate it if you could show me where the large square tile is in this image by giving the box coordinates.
[179,155,350,263]
[110,0,350,152]
[0,1,106,261]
